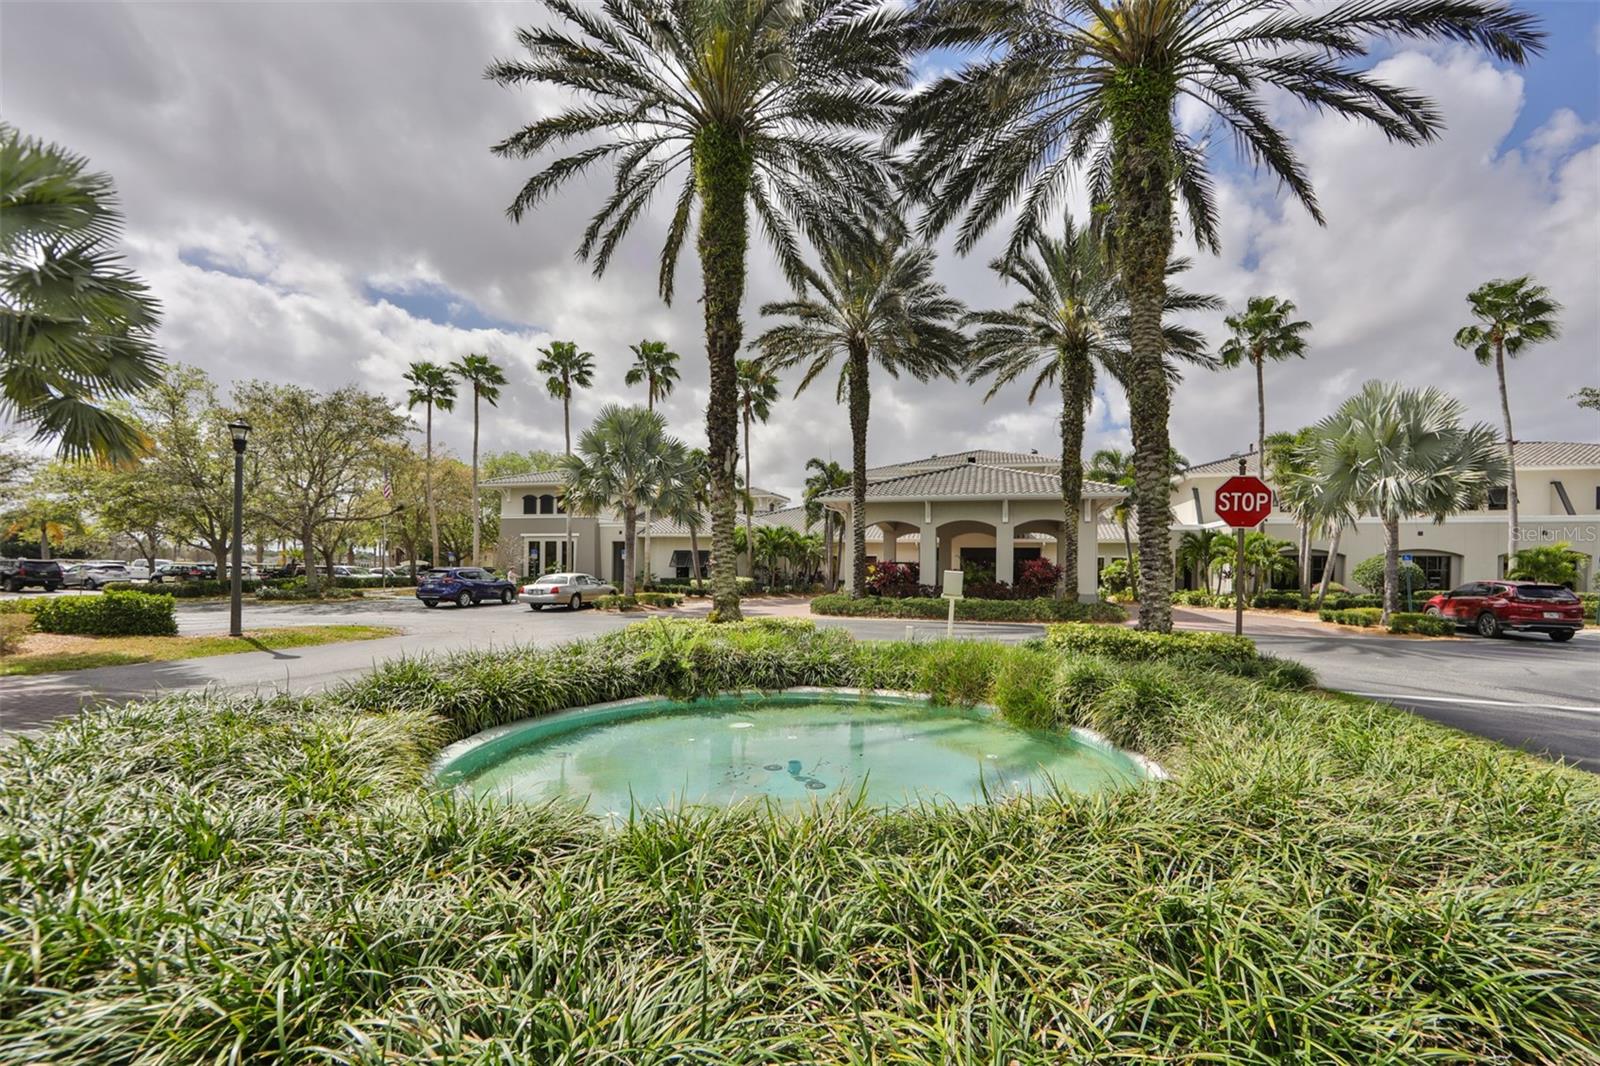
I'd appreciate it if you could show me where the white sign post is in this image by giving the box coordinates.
[941,569,964,638]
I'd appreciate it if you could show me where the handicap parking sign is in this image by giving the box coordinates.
[1401,554,1413,562]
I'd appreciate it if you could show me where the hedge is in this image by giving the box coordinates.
[1045,623,1257,664]
[594,592,682,610]
[28,589,177,637]
[810,594,1127,623]
[257,586,365,601]
[1319,607,1383,628]
[1388,611,1456,636]
[0,613,28,654]
[107,580,259,598]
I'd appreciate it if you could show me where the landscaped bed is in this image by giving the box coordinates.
[811,592,1128,623]
[1,619,1596,1062]
[0,624,402,676]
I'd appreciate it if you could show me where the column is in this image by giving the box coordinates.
[1076,506,1100,602]
[841,534,856,595]
[996,530,1015,587]
[880,525,898,563]
[918,522,938,585]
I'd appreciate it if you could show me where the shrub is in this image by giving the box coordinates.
[1045,623,1256,665]
[1172,590,1218,606]
[0,599,36,616]
[0,613,29,654]
[1015,558,1065,598]
[256,585,364,601]
[1351,555,1426,595]
[1098,557,1134,596]
[865,561,921,598]
[1389,611,1456,636]
[1319,607,1382,628]
[810,594,1126,623]
[1078,662,1191,752]
[1250,590,1305,610]
[990,648,1059,729]
[29,589,177,637]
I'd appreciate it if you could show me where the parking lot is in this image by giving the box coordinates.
[1,591,1595,770]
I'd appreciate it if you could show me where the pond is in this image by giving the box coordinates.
[433,691,1154,820]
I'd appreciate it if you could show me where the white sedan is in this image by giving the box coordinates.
[518,573,616,610]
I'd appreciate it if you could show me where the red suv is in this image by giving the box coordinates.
[1423,581,1584,642]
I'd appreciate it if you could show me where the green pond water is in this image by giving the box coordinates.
[435,694,1145,818]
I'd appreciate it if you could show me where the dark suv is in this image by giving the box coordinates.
[1424,581,1585,641]
[416,567,517,608]
[0,558,64,592]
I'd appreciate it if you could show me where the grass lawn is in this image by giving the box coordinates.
[0,624,400,676]
[1,619,1596,1062]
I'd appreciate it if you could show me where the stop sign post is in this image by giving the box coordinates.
[1214,461,1274,635]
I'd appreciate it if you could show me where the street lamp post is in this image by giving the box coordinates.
[227,419,251,638]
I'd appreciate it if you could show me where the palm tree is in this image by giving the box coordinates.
[404,361,457,566]
[751,230,966,597]
[967,213,1217,598]
[899,1,1543,632]
[1303,381,1508,621]
[735,358,779,581]
[1454,276,1563,570]
[624,340,680,413]
[1266,428,1317,594]
[536,340,595,455]
[657,447,711,592]
[560,405,685,597]
[1,124,164,460]
[802,456,849,590]
[488,0,913,621]
[1219,298,1312,477]
[448,353,508,565]
[1087,447,1138,592]
[1176,529,1221,593]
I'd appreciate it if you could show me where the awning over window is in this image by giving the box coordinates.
[669,551,691,567]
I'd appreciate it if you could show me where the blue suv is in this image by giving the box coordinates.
[416,567,517,608]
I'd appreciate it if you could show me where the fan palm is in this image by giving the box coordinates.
[448,353,508,565]
[802,456,849,589]
[404,361,457,566]
[967,213,1217,597]
[1453,275,1562,567]
[1265,427,1317,593]
[1176,528,1221,593]
[899,0,1543,631]
[1,125,164,460]
[1087,447,1138,592]
[560,404,685,596]
[1219,298,1311,477]
[656,447,711,591]
[488,0,913,620]
[751,230,966,596]
[735,358,779,580]
[1303,381,1508,620]
[625,340,680,413]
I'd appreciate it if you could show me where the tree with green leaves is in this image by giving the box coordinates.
[560,405,686,597]
[448,353,508,565]
[967,213,1216,598]
[0,125,165,461]
[239,382,409,592]
[655,447,711,592]
[624,340,680,413]
[1574,387,1600,412]
[1265,427,1319,594]
[488,0,912,621]
[1219,298,1311,477]
[1176,529,1222,594]
[899,0,1543,632]
[1508,541,1582,587]
[404,361,457,567]
[1304,381,1508,620]
[1453,276,1563,568]
[735,358,779,581]
[803,456,849,590]
[752,231,966,596]
[1087,447,1138,592]
[536,340,595,455]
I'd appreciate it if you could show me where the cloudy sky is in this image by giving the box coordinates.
[3,0,1596,500]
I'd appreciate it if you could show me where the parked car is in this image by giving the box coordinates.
[62,563,132,590]
[1423,581,1585,641]
[415,567,517,608]
[519,572,616,611]
[125,562,152,582]
[0,558,64,592]
[149,562,210,584]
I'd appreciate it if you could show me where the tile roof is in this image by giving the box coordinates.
[818,463,1124,502]
[480,469,566,487]
[642,505,818,537]
[866,449,1059,480]
[1183,440,1600,477]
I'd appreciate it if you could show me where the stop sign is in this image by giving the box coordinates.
[1214,476,1273,528]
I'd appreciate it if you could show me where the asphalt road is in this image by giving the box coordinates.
[2,595,1595,771]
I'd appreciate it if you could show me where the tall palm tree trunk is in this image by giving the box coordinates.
[1382,515,1401,621]
[621,507,637,597]
[1298,521,1311,596]
[696,125,750,621]
[744,408,754,583]
[688,524,702,593]
[1315,524,1342,610]
[1057,349,1088,600]
[1121,517,1135,592]
[425,403,440,565]
[1255,351,1266,477]
[562,392,573,571]
[470,388,481,565]
[1110,74,1178,632]
[823,513,836,591]
[1494,339,1518,574]
[847,342,871,597]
